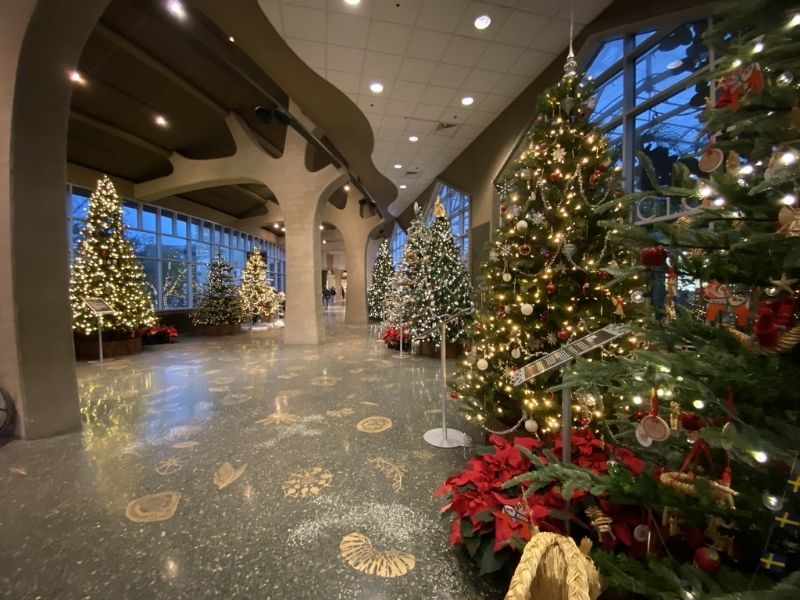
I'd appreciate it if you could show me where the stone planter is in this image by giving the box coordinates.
[201,323,241,336]
[75,335,143,360]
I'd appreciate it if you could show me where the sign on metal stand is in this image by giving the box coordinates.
[84,297,115,363]
[509,323,630,462]
[419,307,474,448]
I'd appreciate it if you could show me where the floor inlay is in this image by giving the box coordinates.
[339,532,416,578]
[281,466,333,498]
[356,416,393,433]
[125,492,181,523]
[213,462,247,490]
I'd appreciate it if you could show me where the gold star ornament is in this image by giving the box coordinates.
[770,273,798,295]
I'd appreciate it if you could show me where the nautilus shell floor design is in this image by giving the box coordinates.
[0,310,502,599]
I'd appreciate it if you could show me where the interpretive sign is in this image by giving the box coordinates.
[510,323,630,386]
[84,297,115,315]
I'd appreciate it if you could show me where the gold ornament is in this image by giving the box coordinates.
[770,273,798,294]
[505,531,602,600]
[585,507,615,538]
[433,196,446,218]
[661,507,682,536]
[705,516,736,555]
[669,401,681,429]
[339,532,416,578]
[725,150,740,173]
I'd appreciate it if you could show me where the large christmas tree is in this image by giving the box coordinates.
[384,205,428,330]
[409,198,474,345]
[442,2,800,596]
[70,175,156,335]
[452,57,637,432]
[367,240,393,321]
[191,255,242,326]
[239,250,279,322]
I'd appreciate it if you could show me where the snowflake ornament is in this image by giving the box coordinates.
[552,146,566,162]
[527,212,545,225]
[546,332,558,345]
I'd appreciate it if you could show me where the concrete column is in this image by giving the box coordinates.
[282,207,324,344]
[1,0,110,439]
[334,271,344,300]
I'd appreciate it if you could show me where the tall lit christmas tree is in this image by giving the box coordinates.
[409,198,474,345]
[367,240,393,321]
[452,55,637,433]
[497,2,800,595]
[191,255,242,326]
[70,175,156,335]
[384,205,428,329]
[239,249,279,322]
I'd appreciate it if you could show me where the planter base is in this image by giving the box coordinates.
[420,341,463,358]
[201,323,241,336]
[75,336,143,361]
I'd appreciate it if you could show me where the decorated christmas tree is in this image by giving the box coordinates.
[70,175,156,335]
[384,204,428,331]
[367,240,393,321]
[440,2,800,595]
[409,198,474,346]
[239,249,279,322]
[191,255,242,326]
[451,55,638,434]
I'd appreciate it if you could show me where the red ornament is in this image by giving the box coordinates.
[500,204,508,213]
[549,169,562,182]
[518,244,532,256]
[557,329,570,341]
[542,251,551,261]
[694,547,721,573]
[538,313,547,322]
[598,270,611,280]
[546,282,557,295]
[640,245,667,267]
[715,63,764,111]
[589,164,606,186]
[450,391,459,400]
[753,306,779,347]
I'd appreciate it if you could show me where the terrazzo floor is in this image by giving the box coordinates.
[0,307,504,600]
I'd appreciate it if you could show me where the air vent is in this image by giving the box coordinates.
[404,171,420,177]
[435,121,458,131]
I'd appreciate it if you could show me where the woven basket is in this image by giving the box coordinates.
[504,533,602,600]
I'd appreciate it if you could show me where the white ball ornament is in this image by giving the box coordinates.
[515,220,529,233]
[524,419,539,433]
[520,303,533,316]
[511,348,521,359]
[502,272,512,282]
[476,358,489,371]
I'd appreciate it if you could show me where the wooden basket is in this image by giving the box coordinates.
[504,532,602,600]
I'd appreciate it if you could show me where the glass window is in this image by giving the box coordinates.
[635,21,708,103]
[70,188,91,220]
[635,29,657,46]
[586,38,623,80]
[139,258,159,304]
[160,210,174,235]
[161,234,187,261]
[190,218,201,240]
[142,206,157,231]
[127,230,157,258]
[222,227,231,247]
[191,240,212,266]
[214,225,222,245]
[122,201,138,229]
[389,226,407,268]
[176,214,188,238]
[593,71,624,127]
[429,182,470,266]
[161,261,189,309]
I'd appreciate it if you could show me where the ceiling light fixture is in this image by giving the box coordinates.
[322,239,328,244]
[69,70,86,85]
[344,184,350,191]
[273,223,279,229]
[408,135,419,142]
[155,114,169,127]
[281,226,286,232]
[461,96,474,106]
[369,81,384,94]
[344,0,361,5]
[474,15,492,30]
[319,225,324,230]
[228,35,235,43]
[393,164,402,169]
[399,184,408,189]
[166,0,187,20]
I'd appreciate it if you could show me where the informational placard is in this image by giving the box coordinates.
[84,297,115,315]
[510,323,630,386]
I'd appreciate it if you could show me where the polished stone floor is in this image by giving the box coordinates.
[0,307,503,600]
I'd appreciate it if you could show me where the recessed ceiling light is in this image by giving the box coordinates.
[399,184,408,189]
[369,81,384,94]
[393,164,402,169]
[344,184,350,191]
[228,35,235,43]
[319,225,324,230]
[322,239,328,244]
[344,0,361,5]
[281,226,286,232]
[69,70,86,85]
[408,135,419,142]
[155,114,168,127]
[273,223,279,229]
[474,15,492,30]
[461,96,474,106]
[166,0,186,20]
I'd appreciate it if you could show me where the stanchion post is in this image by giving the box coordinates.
[440,321,448,439]
[97,315,104,363]
[561,363,572,463]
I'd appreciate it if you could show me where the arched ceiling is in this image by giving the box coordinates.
[259,0,613,217]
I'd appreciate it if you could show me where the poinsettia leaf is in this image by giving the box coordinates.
[464,536,481,557]
[508,536,528,551]
[461,517,475,539]
[479,539,507,575]
[474,510,494,523]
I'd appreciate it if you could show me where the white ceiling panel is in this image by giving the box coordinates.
[326,45,365,73]
[260,0,614,217]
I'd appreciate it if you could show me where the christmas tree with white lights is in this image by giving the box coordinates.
[385,205,428,329]
[70,175,156,335]
[240,250,279,322]
[410,198,474,345]
[367,240,393,321]
[452,54,637,432]
[191,255,242,326]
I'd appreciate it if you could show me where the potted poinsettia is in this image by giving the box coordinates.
[381,326,409,351]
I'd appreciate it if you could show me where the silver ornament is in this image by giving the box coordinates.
[515,220,529,232]
[476,358,488,371]
[777,71,794,86]
[524,419,539,433]
[562,243,577,260]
